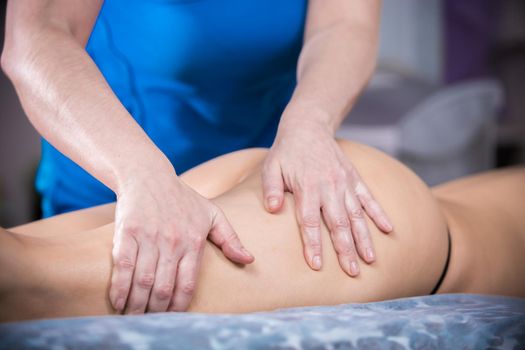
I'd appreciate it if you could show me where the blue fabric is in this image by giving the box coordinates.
[1,294,524,349]
[36,0,307,216]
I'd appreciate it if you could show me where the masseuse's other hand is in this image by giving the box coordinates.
[109,163,254,314]
[262,121,393,277]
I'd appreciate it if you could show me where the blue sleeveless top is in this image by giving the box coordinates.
[36,0,307,216]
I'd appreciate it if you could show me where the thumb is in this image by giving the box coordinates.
[209,208,254,264]
[262,159,284,213]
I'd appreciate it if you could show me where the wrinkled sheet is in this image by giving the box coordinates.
[1,294,524,350]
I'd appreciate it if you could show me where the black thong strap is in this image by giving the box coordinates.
[430,229,451,295]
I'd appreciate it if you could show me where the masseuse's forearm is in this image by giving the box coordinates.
[280,0,381,134]
[1,5,170,193]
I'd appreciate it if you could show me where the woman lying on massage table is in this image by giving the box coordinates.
[1,140,524,322]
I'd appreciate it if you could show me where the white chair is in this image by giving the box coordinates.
[337,78,504,185]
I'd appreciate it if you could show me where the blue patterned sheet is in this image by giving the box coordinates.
[1,294,524,350]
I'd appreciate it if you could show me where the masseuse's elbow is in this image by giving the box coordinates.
[1,26,20,80]
[0,48,15,80]
[1,24,36,83]
[0,41,26,84]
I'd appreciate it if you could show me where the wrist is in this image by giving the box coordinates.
[277,109,335,142]
[113,151,176,196]
[278,102,338,137]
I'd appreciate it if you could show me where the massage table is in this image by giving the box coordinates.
[1,293,524,349]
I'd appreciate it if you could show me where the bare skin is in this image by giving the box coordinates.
[263,0,392,275]
[1,141,524,323]
[1,0,390,315]
[1,0,254,316]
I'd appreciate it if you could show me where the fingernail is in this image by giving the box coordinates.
[312,255,322,270]
[115,298,125,312]
[268,197,279,210]
[349,261,360,276]
[366,248,375,262]
[241,247,254,259]
[382,218,393,232]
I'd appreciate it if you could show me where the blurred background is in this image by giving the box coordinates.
[1,0,524,227]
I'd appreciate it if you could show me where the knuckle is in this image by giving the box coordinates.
[163,233,181,249]
[154,284,173,300]
[349,208,364,219]
[222,231,238,245]
[169,303,185,312]
[328,169,346,183]
[115,256,135,270]
[161,254,176,266]
[353,220,370,241]
[127,304,146,314]
[307,239,322,251]
[172,234,182,247]
[349,166,360,178]
[191,235,205,250]
[333,216,350,229]
[137,274,155,289]
[212,234,226,246]
[367,200,381,213]
[126,306,144,315]
[181,281,196,295]
[336,169,348,181]
[122,221,141,237]
[326,171,337,183]
[302,214,320,228]
[142,228,159,242]
[336,242,355,255]
[113,286,129,299]
[168,220,182,233]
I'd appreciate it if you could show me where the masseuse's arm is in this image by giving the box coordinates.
[1,0,253,314]
[262,0,392,276]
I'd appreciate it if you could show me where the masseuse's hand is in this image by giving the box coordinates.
[109,164,254,314]
[262,121,393,276]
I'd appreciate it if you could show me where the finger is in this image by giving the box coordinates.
[321,193,360,277]
[345,190,376,264]
[168,243,204,312]
[354,177,393,233]
[147,237,183,312]
[209,209,254,264]
[295,189,323,270]
[125,239,159,314]
[110,234,139,313]
[262,159,284,212]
